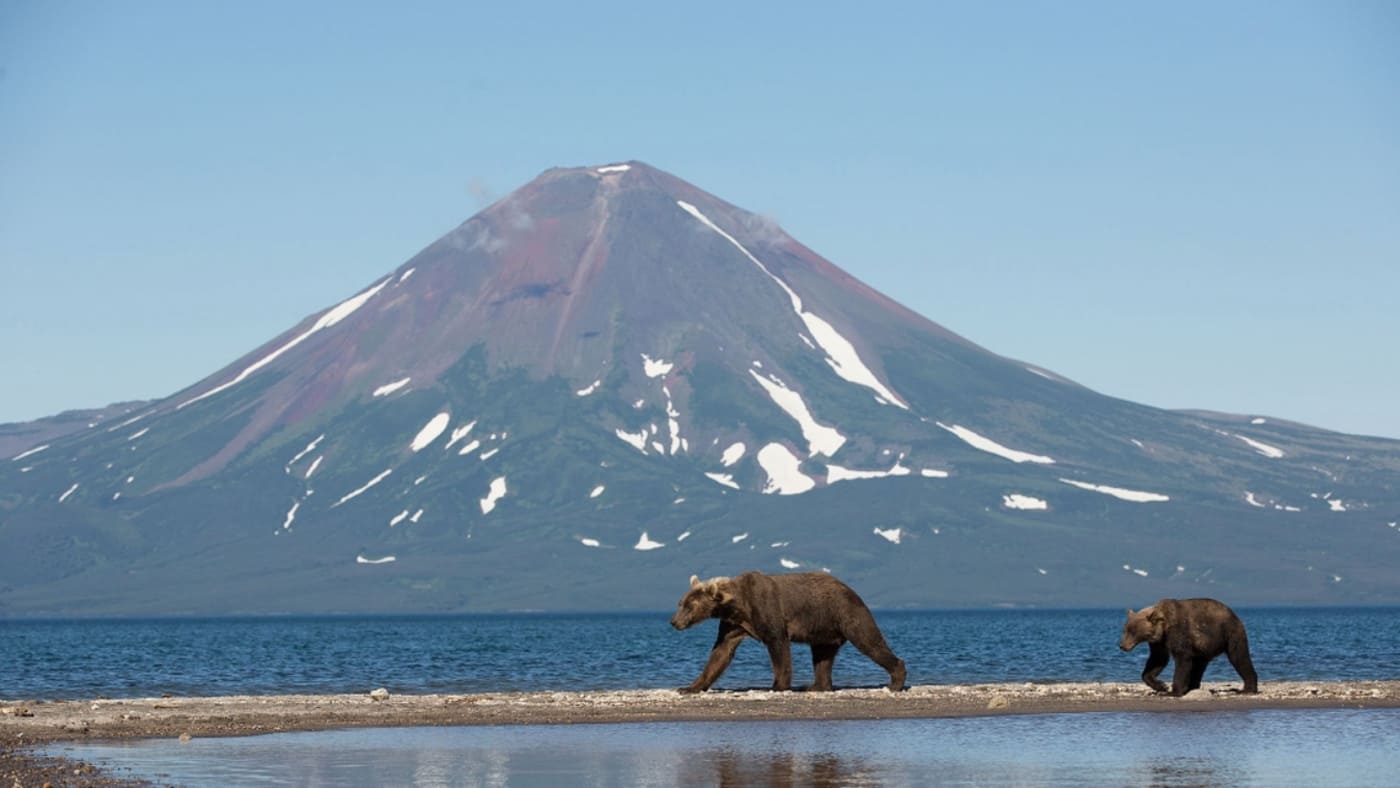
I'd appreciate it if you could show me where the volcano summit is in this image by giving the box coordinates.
[3,162,1398,616]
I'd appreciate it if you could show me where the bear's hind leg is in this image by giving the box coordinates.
[1227,636,1259,694]
[1187,658,1209,691]
[849,635,906,691]
[809,642,841,691]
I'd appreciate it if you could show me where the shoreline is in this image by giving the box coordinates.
[6,680,1400,744]
[6,681,1400,785]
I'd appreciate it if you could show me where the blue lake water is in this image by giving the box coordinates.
[11,608,1400,786]
[5,607,1399,698]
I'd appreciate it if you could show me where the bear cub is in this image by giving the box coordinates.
[1120,597,1258,696]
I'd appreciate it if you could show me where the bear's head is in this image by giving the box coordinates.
[1119,605,1166,651]
[670,574,735,630]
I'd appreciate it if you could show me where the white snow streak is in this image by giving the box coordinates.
[457,439,481,456]
[356,555,397,565]
[445,421,478,449]
[410,412,451,452]
[748,370,845,457]
[589,485,606,499]
[288,435,324,467]
[1244,491,1266,508]
[398,268,415,283]
[11,444,49,461]
[480,476,508,514]
[580,537,601,548]
[873,527,903,544]
[373,377,412,397]
[721,442,747,466]
[282,500,300,530]
[179,278,390,409]
[1002,494,1048,510]
[732,533,749,544]
[1251,417,1266,425]
[479,447,500,461]
[304,455,323,479]
[615,428,648,453]
[756,442,816,495]
[575,380,601,397]
[1059,478,1169,503]
[390,510,409,527]
[596,164,631,173]
[826,459,911,484]
[779,558,801,569]
[1234,433,1285,458]
[705,472,741,490]
[333,468,393,507]
[1329,499,1348,512]
[677,200,908,409]
[634,531,665,551]
[127,427,149,441]
[937,422,1055,464]
[58,483,79,503]
[920,468,950,478]
[410,509,424,523]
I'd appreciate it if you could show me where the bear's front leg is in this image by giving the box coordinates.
[1141,642,1170,693]
[765,637,793,691]
[680,623,745,694]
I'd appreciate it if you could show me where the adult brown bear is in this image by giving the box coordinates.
[1119,598,1259,696]
[670,571,906,693]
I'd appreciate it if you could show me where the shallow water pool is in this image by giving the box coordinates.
[50,707,1400,787]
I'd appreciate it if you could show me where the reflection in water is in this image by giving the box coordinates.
[685,748,882,788]
[48,708,1400,788]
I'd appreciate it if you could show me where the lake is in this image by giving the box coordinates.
[6,607,1398,698]
[11,607,1400,786]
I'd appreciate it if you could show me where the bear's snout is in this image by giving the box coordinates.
[1119,637,1136,652]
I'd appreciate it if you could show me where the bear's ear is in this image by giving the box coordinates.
[1145,607,1165,623]
[1125,608,1135,616]
[689,575,700,588]
[711,579,735,606]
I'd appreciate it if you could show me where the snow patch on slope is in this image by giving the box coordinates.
[677,200,908,409]
[634,532,664,551]
[756,443,815,495]
[179,278,390,409]
[410,413,451,452]
[373,378,411,397]
[333,469,393,507]
[480,476,508,514]
[11,444,49,461]
[721,442,747,466]
[1002,494,1048,510]
[748,371,845,457]
[938,422,1055,464]
[1059,478,1169,503]
[873,527,903,544]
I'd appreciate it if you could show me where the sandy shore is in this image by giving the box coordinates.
[6,680,1400,746]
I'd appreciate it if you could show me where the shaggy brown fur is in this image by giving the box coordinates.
[670,571,906,693]
[1120,598,1259,696]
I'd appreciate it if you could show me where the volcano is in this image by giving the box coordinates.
[3,162,1398,616]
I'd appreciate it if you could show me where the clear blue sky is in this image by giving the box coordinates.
[3,1,1397,437]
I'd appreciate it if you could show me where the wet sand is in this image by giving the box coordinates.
[6,681,1400,785]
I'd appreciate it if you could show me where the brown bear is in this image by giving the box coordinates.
[1119,598,1259,696]
[670,571,906,693]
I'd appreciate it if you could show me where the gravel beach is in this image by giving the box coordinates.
[6,681,1400,786]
